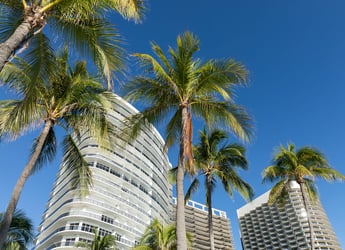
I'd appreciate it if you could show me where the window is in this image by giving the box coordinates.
[110,168,121,177]
[101,215,114,224]
[96,163,109,172]
[81,223,94,233]
[69,223,79,230]
[65,238,75,246]
[99,228,112,236]
[115,233,122,241]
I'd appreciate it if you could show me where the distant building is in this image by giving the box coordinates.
[172,198,235,250]
[34,95,172,250]
[237,181,341,250]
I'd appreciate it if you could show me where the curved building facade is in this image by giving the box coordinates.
[35,95,172,250]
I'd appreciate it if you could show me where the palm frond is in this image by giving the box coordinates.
[151,42,173,74]
[20,32,56,86]
[164,109,181,149]
[121,103,174,144]
[303,179,318,202]
[0,209,33,249]
[132,53,177,94]
[51,15,124,85]
[167,167,178,184]
[195,59,248,101]
[311,166,345,181]
[193,101,253,142]
[101,0,146,23]
[218,167,253,201]
[297,146,327,167]
[0,99,43,140]
[262,165,285,183]
[124,77,178,106]
[185,178,199,204]
[267,179,289,206]
[30,127,57,175]
[220,144,248,170]
[62,134,92,196]
[0,3,23,43]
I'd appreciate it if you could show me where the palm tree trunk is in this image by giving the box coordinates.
[206,175,215,250]
[299,182,315,250]
[0,20,33,72]
[176,106,188,250]
[0,120,53,249]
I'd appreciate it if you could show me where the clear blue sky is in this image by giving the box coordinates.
[1,1,345,249]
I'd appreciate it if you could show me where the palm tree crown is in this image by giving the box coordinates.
[262,143,345,204]
[0,49,116,248]
[0,0,146,86]
[123,31,253,249]
[0,210,33,250]
[185,128,253,250]
[262,143,345,249]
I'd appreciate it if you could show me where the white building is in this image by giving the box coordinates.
[237,181,341,250]
[35,95,172,250]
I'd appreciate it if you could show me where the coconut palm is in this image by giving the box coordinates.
[77,229,116,250]
[132,218,192,250]
[262,143,345,249]
[183,128,253,250]
[0,0,145,87]
[123,31,253,249]
[0,210,33,250]
[0,49,116,248]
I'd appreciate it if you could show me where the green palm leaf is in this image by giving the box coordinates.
[30,127,57,175]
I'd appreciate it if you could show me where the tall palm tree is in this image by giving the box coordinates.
[0,210,33,250]
[122,31,253,249]
[132,218,192,250]
[262,143,345,249]
[0,0,145,87]
[0,49,116,248]
[184,128,253,250]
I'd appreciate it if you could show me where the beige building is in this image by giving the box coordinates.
[237,181,341,250]
[173,199,235,250]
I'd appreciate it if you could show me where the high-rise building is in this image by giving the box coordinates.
[172,198,235,250]
[34,95,172,250]
[237,181,341,250]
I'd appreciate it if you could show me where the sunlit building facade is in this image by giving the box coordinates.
[237,181,341,250]
[34,95,172,250]
[172,199,235,250]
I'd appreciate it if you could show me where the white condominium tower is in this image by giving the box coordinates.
[237,181,341,250]
[35,95,172,250]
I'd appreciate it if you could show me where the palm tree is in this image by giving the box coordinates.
[0,49,116,248]
[122,31,253,249]
[132,218,192,250]
[184,128,253,250]
[77,229,116,250]
[0,0,145,87]
[0,210,33,250]
[262,143,345,249]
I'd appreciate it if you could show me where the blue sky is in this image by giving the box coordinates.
[1,0,345,249]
